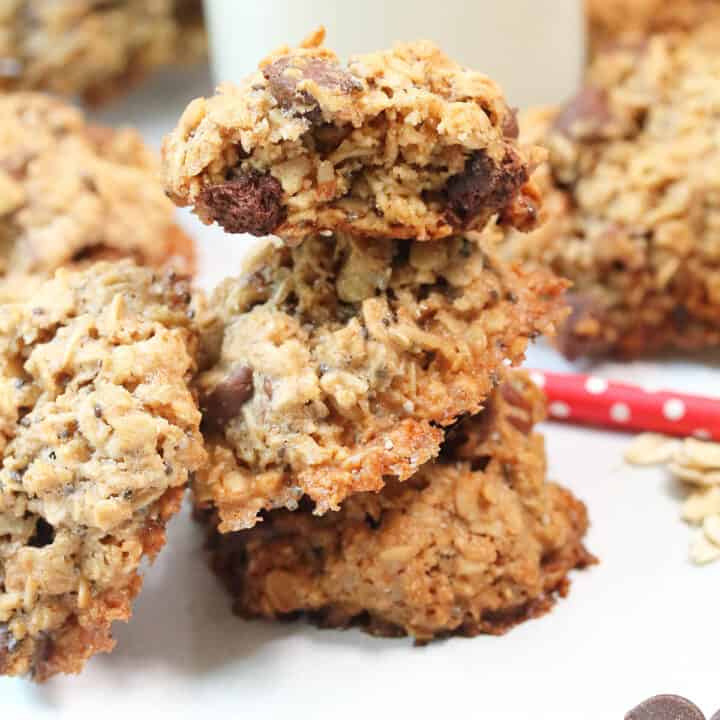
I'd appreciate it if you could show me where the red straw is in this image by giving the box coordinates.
[528,370,720,441]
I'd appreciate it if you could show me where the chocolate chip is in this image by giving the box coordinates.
[313,122,353,154]
[556,291,613,360]
[445,150,528,227]
[553,86,612,140]
[502,108,519,139]
[625,695,706,720]
[28,517,55,548]
[199,172,286,236]
[263,56,362,111]
[201,365,254,432]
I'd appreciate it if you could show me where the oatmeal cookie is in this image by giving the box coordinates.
[162,28,544,244]
[0,261,206,680]
[0,93,195,298]
[193,228,567,532]
[201,371,594,641]
[586,0,720,54]
[506,31,720,358]
[0,0,206,105]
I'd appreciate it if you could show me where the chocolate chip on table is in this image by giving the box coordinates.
[625,695,706,720]
[445,150,528,227]
[201,365,254,432]
[263,56,362,109]
[199,172,286,236]
[553,86,612,140]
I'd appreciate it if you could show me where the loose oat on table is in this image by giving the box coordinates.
[0,261,206,680]
[192,226,567,532]
[162,28,545,245]
[506,29,720,358]
[625,433,720,566]
[0,93,195,299]
[200,370,594,641]
[0,1,206,105]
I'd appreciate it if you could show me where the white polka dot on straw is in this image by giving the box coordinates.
[549,401,570,419]
[529,371,546,388]
[610,402,631,423]
[585,376,608,395]
[663,398,686,422]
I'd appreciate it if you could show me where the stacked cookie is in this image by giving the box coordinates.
[163,32,592,640]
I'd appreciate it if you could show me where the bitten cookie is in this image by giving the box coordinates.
[162,28,543,244]
[193,227,567,531]
[506,30,720,358]
[0,261,206,680]
[0,0,206,105]
[0,93,195,298]
[201,370,593,641]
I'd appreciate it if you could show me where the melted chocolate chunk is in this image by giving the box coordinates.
[201,365,254,432]
[556,292,612,360]
[553,86,612,140]
[445,150,528,227]
[199,172,286,236]
[28,517,55,548]
[625,695,706,720]
[263,56,362,110]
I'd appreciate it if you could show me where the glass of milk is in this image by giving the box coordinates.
[203,0,584,108]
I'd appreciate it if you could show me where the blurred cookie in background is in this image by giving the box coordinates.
[0,92,196,300]
[586,0,720,53]
[506,27,720,358]
[0,0,206,105]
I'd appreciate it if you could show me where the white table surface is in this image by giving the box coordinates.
[2,66,719,720]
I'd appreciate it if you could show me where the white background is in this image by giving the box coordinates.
[2,56,719,719]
